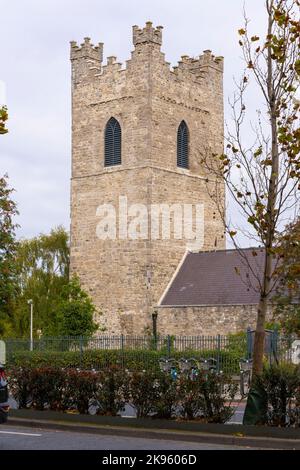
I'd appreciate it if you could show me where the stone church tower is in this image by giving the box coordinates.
[70,22,225,334]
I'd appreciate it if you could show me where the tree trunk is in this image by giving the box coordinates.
[252,269,270,375]
[252,2,279,376]
[252,241,275,375]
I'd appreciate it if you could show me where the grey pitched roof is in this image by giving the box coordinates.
[160,248,270,307]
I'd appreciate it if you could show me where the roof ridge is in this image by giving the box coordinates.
[188,246,264,255]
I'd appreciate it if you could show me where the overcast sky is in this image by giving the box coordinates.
[0,0,268,241]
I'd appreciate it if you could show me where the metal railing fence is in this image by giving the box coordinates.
[4,333,299,373]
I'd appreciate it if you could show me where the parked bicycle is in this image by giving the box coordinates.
[197,357,217,373]
[239,358,252,397]
[178,357,199,379]
[159,356,218,381]
[159,357,180,380]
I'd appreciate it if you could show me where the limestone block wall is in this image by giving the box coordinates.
[156,305,274,336]
[70,23,226,334]
[71,168,151,334]
[147,169,225,311]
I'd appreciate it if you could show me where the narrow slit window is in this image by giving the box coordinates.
[104,117,121,166]
[177,121,189,169]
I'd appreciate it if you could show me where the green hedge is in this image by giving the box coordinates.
[253,363,300,427]
[7,348,243,373]
[7,366,238,422]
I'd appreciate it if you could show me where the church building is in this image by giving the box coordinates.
[70,22,263,335]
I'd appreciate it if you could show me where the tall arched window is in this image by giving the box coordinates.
[104,117,121,166]
[177,121,189,169]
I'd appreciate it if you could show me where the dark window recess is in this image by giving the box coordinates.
[177,121,189,169]
[104,117,121,166]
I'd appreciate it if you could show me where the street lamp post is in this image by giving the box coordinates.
[27,299,33,352]
[152,311,158,350]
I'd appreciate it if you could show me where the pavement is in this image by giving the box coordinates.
[0,425,259,450]
[4,399,300,450]
[6,413,300,450]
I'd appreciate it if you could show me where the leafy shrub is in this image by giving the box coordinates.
[199,372,238,423]
[293,384,300,426]
[8,367,99,413]
[226,332,247,359]
[7,348,241,373]
[55,276,98,337]
[176,373,207,420]
[7,350,160,371]
[63,369,99,414]
[152,373,177,419]
[7,367,33,409]
[8,366,239,423]
[95,367,127,416]
[254,363,300,427]
[30,367,65,411]
[177,371,237,422]
[128,371,160,418]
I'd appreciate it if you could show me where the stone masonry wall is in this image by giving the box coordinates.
[70,23,226,334]
[157,305,274,336]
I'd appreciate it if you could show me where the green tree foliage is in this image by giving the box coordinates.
[274,218,300,334]
[0,107,17,334]
[245,363,300,427]
[12,227,70,337]
[0,106,8,135]
[8,227,99,338]
[0,175,18,335]
[55,276,98,337]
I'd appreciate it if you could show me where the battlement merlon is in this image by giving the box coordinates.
[133,22,163,47]
[70,37,103,62]
[176,50,224,75]
[70,38,104,86]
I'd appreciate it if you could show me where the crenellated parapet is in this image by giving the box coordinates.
[199,50,224,71]
[174,50,224,78]
[70,24,223,89]
[70,37,103,62]
[132,21,163,47]
[101,56,122,75]
[70,38,103,85]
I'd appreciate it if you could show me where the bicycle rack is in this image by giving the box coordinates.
[178,358,199,379]
[159,356,218,381]
[239,358,253,397]
[197,357,217,372]
[159,357,175,373]
[178,357,197,372]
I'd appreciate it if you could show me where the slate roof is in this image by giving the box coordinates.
[160,248,271,307]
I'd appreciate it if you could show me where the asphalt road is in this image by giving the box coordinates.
[0,425,254,450]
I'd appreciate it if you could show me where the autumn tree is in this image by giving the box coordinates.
[273,217,300,334]
[203,0,300,375]
[0,176,18,335]
[0,106,8,135]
